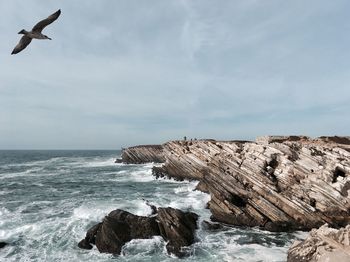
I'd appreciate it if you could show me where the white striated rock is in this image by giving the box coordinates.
[287,224,350,262]
[123,136,350,231]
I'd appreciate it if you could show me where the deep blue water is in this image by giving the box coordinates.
[0,150,304,261]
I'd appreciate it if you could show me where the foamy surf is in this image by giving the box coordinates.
[0,150,303,261]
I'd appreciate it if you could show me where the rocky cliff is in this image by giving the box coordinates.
[118,145,164,164]
[287,224,350,262]
[122,136,350,231]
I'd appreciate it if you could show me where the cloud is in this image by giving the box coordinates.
[0,0,349,149]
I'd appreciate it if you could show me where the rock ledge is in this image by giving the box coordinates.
[121,136,350,231]
[288,224,350,262]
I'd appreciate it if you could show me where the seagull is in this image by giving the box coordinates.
[11,9,61,55]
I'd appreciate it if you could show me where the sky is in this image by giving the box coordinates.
[0,0,349,149]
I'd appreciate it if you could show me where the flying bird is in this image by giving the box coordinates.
[11,9,61,55]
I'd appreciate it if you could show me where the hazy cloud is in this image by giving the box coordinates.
[0,0,349,149]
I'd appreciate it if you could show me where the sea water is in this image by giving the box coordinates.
[0,150,305,262]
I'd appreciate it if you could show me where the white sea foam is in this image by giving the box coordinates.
[122,236,165,256]
[112,165,156,183]
[72,203,117,222]
[0,207,10,216]
[0,152,299,262]
[219,243,288,262]
[128,169,155,183]
[0,167,46,180]
[2,157,63,168]
[83,158,117,167]
[0,189,12,196]
[150,181,211,218]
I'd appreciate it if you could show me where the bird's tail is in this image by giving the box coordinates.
[18,29,27,34]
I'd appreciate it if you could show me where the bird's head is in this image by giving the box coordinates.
[18,29,27,34]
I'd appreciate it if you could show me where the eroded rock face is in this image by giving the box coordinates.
[122,136,350,231]
[119,145,165,164]
[287,224,350,262]
[78,208,198,257]
[157,207,198,257]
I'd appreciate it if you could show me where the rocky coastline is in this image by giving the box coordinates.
[116,144,165,164]
[122,136,350,231]
[116,135,350,260]
[287,224,350,261]
[83,136,349,259]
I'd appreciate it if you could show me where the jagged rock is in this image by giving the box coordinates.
[95,210,160,254]
[78,223,101,249]
[0,242,8,249]
[195,181,209,193]
[121,145,165,164]
[287,224,350,262]
[122,136,350,231]
[144,200,157,215]
[201,220,223,231]
[78,207,198,257]
[157,207,198,257]
[78,239,93,250]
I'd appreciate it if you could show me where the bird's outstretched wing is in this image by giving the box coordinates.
[11,36,32,55]
[32,9,61,33]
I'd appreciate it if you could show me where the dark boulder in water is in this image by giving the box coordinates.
[157,207,198,257]
[95,210,160,254]
[78,223,101,250]
[78,207,198,257]
[0,242,8,249]
[114,158,123,163]
[78,239,93,250]
[201,220,223,231]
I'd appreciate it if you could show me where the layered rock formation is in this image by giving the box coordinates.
[78,207,198,257]
[122,136,350,231]
[117,145,164,164]
[287,224,350,262]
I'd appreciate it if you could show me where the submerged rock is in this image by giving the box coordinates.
[201,220,223,231]
[122,136,350,231]
[78,207,198,257]
[287,224,350,262]
[0,242,8,249]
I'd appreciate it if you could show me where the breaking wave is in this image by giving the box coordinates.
[0,150,304,261]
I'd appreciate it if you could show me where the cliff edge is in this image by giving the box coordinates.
[121,136,350,231]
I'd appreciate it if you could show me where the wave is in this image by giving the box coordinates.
[78,157,118,168]
[0,152,300,262]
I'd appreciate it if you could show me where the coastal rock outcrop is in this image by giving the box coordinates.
[118,145,165,164]
[78,207,198,257]
[287,224,350,262]
[0,242,7,249]
[157,207,198,257]
[123,136,350,231]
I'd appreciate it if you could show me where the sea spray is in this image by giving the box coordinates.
[0,150,304,261]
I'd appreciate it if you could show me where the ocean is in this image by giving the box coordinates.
[0,150,304,261]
